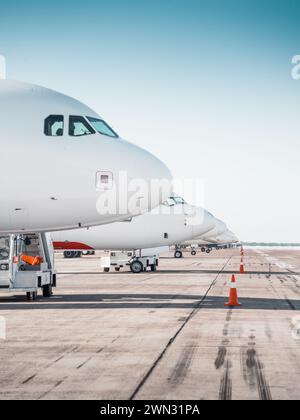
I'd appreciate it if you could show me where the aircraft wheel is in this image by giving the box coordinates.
[130,260,144,274]
[174,250,183,259]
[201,247,206,253]
[42,284,52,298]
[115,267,121,272]
[206,249,211,254]
[191,250,197,256]
[104,267,110,273]
[64,251,76,259]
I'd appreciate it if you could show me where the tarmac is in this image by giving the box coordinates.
[0,247,300,400]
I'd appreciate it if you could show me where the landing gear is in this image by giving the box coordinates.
[191,249,197,256]
[115,267,121,272]
[130,260,144,274]
[104,267,110,273]
[64,251,82,259]
[201,247,206,253]
[174,250,183,259]
[206,249,211,254]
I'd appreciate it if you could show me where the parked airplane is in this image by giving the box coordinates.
[0,79,172,298]
[0,79,172,234]
[174,219,238,258]
[51,195,216,272]
[176,222,238,256]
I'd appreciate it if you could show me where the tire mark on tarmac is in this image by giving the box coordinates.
[219,360,232,400]
[168,344,198,386]
[241,332,272,400]
[22,345,79,384]
[129,256,233,400]
[215,346,227,370]
[216,309,233,400]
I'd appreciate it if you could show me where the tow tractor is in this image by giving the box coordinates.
[101,247,168,273]
[0,233,56,301]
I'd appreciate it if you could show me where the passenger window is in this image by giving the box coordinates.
[69,116,95,137]
[44,115,64,136]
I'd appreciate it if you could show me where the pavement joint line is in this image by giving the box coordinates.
[129,255,233,400]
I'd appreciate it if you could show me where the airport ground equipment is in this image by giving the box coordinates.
[101,247,168,273]
[0,233,56,300]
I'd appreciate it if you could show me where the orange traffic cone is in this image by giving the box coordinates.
[21,255,44,266]
[240,258,245,274]
[225,275,242,306]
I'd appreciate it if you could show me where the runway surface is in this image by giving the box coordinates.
[0,248,300,400]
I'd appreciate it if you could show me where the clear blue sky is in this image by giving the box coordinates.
[1,0,299,242]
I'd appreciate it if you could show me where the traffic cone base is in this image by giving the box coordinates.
[225,275,242,306]
[225,288,242,306]
[240,261,245,274]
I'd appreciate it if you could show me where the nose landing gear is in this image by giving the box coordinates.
[174,249,183,259]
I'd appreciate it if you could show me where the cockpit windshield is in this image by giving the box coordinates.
[173,196,186,205]
[87,117,119,138]
[164,196,186,207]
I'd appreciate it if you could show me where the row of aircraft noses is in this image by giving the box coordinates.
[0,79,238,247]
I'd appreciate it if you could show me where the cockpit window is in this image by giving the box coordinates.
[164,196,186,207]
[173,196,186,205]
[164,198,176,207]
[87,117,119,138]
[44,115,64,136]
[69,116,95,137]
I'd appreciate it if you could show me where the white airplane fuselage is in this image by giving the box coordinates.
[0,80,172,233]
[181,219,238,246]
[51,202,216,251]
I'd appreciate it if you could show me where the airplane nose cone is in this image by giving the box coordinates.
[119,140,173,212]
[137,149,173,188]
[185,206,216,237]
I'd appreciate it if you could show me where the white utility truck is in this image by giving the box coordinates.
[101,247,169,273]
